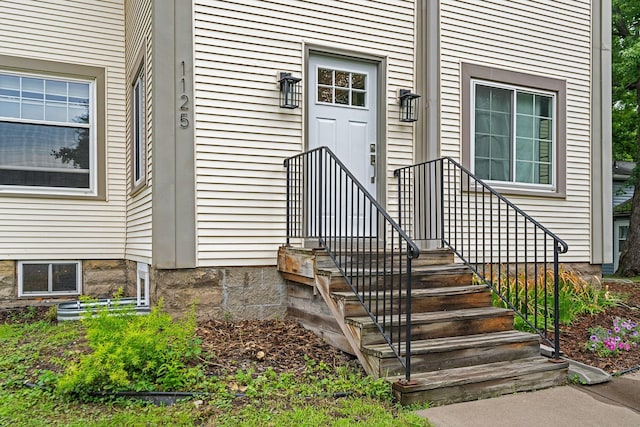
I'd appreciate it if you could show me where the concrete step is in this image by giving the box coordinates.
[331,284,492,317]
[347,306,515,346]
[392,356,569,406]
[363,330,540,377]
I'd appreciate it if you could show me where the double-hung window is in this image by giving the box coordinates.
[462,63,566,197]
[0,70,96,194]
[473,83,554,186]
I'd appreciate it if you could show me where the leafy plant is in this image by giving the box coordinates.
[489,267,618,332]
[57,300,203,397]
[585,317,640,357]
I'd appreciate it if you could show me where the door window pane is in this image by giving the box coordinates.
[318,68,332,85]
[352,91,365,107]
[316,67,367,108]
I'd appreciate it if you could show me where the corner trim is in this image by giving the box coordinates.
[415,0,440,163]
[591,0,613,264]
[152,0,196,269]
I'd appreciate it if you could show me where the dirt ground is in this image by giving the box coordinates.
[2,280,639,376]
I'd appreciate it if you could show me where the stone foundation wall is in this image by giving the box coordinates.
[152,266,286,321]
[0,261,15,300]
[0,258,286,319]
[82,259,130,298]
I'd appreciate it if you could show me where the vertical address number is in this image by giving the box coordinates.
[179,60,189,128]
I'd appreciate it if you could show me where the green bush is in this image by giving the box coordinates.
[57,300,203,397]
[489,268,618,332]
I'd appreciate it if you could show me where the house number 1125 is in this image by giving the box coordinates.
[179,60,189,129]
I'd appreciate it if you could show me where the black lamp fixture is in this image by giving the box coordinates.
[399,89,421,122]
[279,72,302,109]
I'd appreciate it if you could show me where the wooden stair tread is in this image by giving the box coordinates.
[346,306,512,328]
[331,284,487,301]
[317,263,471,276]
[391,357,568,392]
[363,330,538,358]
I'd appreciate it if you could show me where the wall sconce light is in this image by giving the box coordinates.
[279,72,302,109]
[399,89,421,122]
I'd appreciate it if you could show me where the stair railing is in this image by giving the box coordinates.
[394,157,568,358]
[284,147,420,381]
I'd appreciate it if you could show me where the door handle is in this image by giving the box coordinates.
[370,144,376,183]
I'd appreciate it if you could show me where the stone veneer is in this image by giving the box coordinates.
[82,259,130,298]
[152,266,287,320]
[0,260,15,300]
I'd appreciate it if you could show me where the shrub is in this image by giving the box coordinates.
[585,318,640,357]
[489,267,618,332]
[57,300,203,397]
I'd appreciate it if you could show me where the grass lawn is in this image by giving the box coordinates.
[0,310,431,426]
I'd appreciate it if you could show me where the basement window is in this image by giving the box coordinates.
[18,261,82,296]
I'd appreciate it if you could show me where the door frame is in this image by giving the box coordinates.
[304,45,387,207]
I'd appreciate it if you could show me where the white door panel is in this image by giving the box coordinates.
[308,54,378,237]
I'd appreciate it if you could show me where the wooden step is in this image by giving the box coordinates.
[316,248,454,268]
[325,264,474,292]
[392,356,568,406]
[347,306,515,346]
[332,285,491,317]
[362,330,540,377]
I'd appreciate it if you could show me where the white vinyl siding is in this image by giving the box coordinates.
[125,0,152,263]
[0,0,126,260]
[194,0,416,266]
[440,0,592,261]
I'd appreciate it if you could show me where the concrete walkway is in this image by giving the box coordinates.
[416,370,640,427]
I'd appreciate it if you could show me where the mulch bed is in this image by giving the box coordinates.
[195,318,356,377]
[559,280,640,374]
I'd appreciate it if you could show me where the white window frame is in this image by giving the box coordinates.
[613,219,630,272]
[132,67,146,190]
[18,260,82,297]
[471,79,556,190]
[0,70,97,196]
[136,262,150,307]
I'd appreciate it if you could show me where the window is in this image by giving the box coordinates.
[462,63,566,197]
[316,67,367,107]
[132,67,146,190]
[473,83,554,185]
[614,220,630,271]
[0,71,96,193]
[18,261,82,296]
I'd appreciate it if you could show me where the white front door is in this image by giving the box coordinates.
[308,54,378,236]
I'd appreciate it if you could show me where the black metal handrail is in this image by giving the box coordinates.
[284,146,420,381]
[394,157,568,357]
